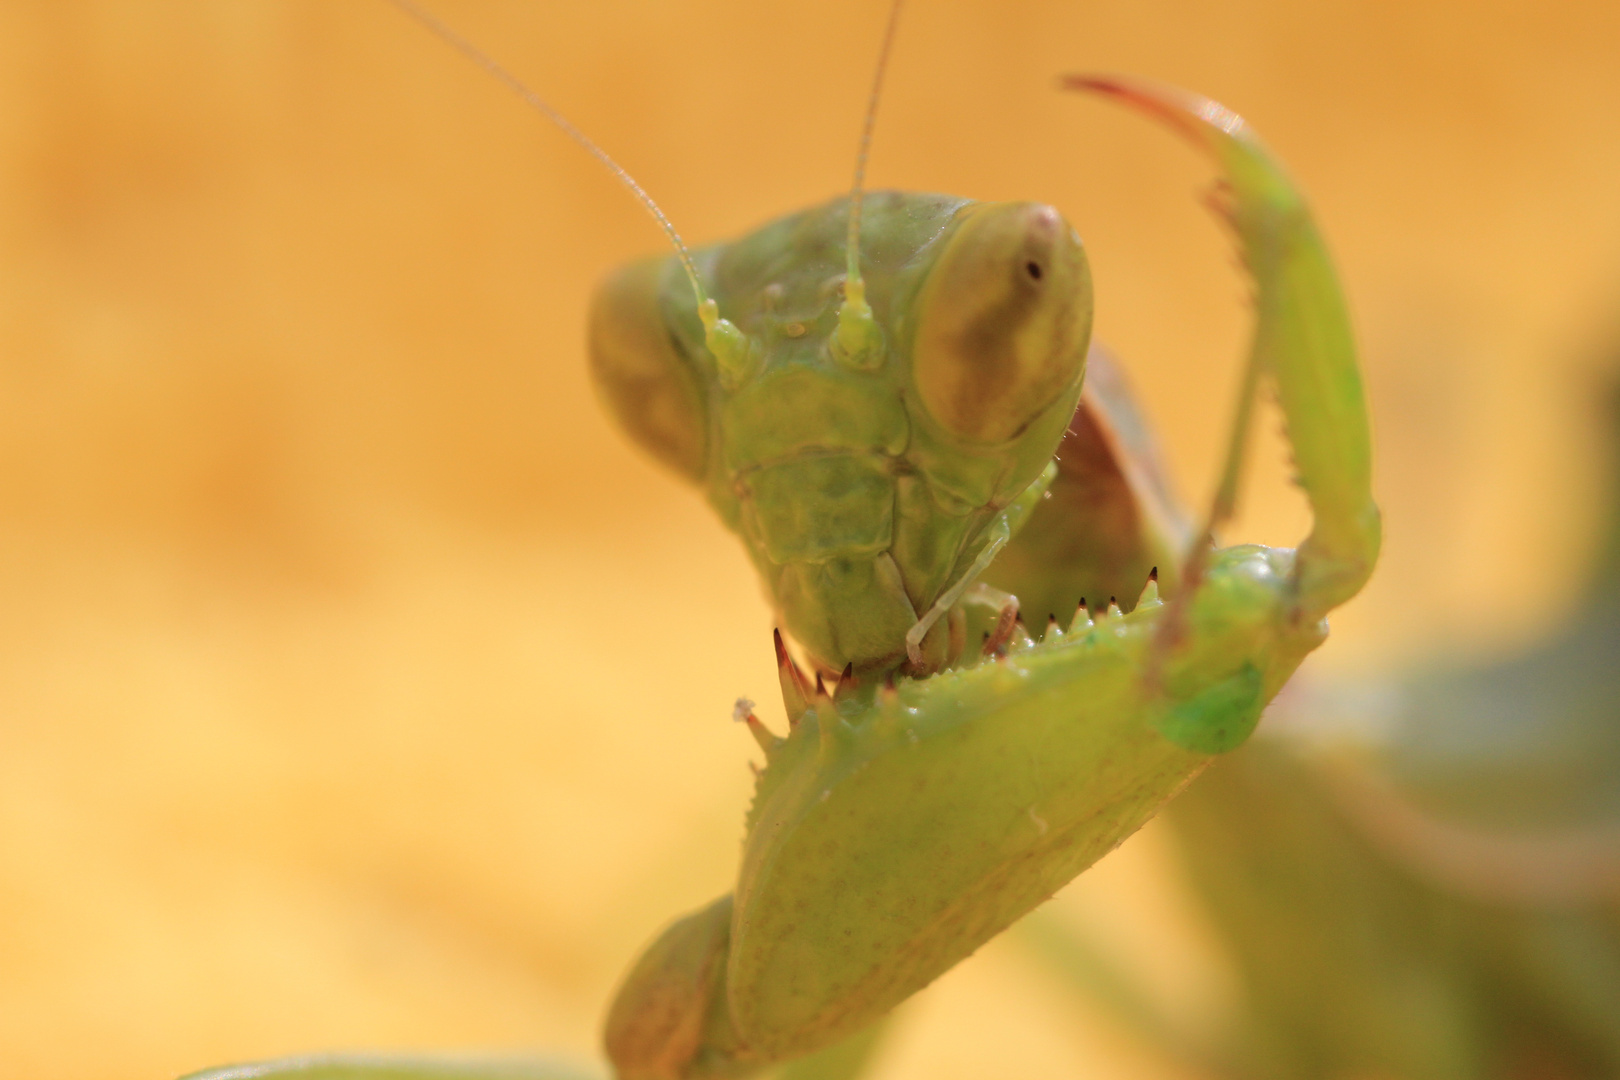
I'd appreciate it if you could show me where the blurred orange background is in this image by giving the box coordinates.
[3,2,1619,1078]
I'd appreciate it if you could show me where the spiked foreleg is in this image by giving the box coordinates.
[1066,77,1381,625]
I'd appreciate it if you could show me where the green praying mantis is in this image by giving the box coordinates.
[183,2,1381,1078]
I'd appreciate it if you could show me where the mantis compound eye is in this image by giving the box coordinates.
[910,201,1093,444]
[589,255,710,483]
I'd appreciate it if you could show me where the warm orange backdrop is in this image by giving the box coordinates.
[3,3,1619,1078]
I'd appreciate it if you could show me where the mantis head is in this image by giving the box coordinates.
[589,194,1092,677]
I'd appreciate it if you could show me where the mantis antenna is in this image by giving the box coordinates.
[832,0,905,371]
[384,0,749,377]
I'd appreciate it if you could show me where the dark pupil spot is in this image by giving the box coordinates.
[1025,261,1043,281]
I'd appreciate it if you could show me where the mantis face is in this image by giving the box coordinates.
[590,192,1093,675]
[185,4,1384,1077]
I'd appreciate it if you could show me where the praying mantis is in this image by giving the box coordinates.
[182,1,1380,1077]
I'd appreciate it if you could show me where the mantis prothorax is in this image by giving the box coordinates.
[184,3,1379,1079]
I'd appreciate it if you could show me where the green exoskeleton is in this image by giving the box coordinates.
[1027,383,1620,1079]
[596,75,1378,1078]
[591,191,1091,676]
[182,4,1379,1080]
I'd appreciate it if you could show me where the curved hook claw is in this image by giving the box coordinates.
[1064,75,1381,624]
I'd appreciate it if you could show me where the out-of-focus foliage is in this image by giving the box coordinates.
[2,3,1619,1079]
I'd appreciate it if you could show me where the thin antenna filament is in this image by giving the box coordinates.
[386,0,709,308]
[833,0,904,372]
[846,0,906,289]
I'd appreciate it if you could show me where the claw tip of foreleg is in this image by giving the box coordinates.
[773,628,810,727]
[834,662,857,700]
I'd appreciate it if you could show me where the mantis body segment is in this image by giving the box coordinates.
[185,7,1378,1080]
[597,76,1377,1078]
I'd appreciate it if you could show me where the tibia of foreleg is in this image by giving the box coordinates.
[1064,76,1381,622]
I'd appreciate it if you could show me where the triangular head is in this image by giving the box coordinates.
[591,192,1093,675]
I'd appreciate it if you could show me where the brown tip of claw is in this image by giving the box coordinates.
[1069,598,1094,634]
[1059,74,1238,154]
[835,662,856,699]
[774,629,806,683]
[1138,569,1163,607]
[773,628,811,692]
[774,627,811,728]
